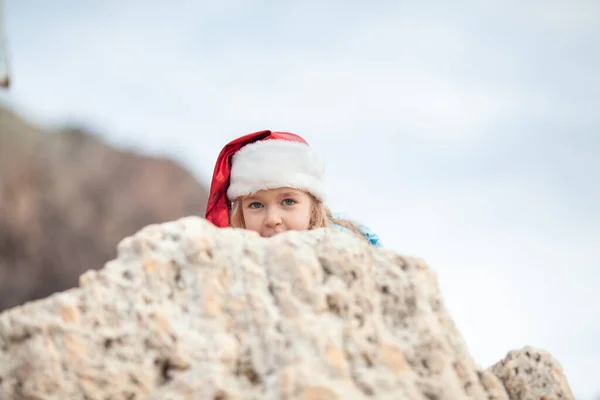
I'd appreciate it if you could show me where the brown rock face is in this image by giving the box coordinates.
[0,105,208,311]
[0,217,575,399]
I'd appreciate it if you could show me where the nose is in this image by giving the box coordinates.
[264,207,282,228]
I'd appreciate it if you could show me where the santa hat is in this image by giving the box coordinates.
[205,130,325,228]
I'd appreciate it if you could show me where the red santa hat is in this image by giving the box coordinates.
[205,130,325,228]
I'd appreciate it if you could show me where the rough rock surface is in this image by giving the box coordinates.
[489,347,574,400]
[0,217,575,399]
[0,104,208,310]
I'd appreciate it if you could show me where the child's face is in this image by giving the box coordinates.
[240,187,313,237]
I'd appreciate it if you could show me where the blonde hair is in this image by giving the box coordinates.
[229,194,367,241]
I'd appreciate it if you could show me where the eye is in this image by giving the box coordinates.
[248,202,263,209]
[282,198,296,206]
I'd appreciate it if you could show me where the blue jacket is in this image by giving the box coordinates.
[330,213,383,247]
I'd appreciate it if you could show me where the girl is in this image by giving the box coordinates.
[204,130,382,247]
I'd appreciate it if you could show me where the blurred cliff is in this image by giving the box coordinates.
[0,104,209,311]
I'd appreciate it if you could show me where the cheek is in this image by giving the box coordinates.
[242,210,262,230]
[289,205,312,229]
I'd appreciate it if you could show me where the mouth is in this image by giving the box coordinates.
[261,230,284,238]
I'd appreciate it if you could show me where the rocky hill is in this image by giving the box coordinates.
[0,104,209,310]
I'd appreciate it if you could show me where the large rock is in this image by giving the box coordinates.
[0,104,208,310]
[0,217,575,399]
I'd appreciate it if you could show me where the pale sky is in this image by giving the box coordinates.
[1,1,599,397]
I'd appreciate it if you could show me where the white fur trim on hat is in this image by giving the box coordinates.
[227,139,325,201]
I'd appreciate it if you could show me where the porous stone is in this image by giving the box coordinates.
[489,346,574,400]
[0,217,574,399]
